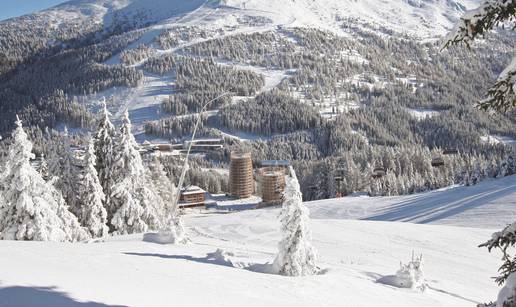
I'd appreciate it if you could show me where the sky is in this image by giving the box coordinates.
[0,0,68,21]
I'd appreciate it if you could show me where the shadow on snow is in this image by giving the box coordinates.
[0,285,125,307]
[123,250,327,276]
[123,250,278,274]
[364,183,515,224]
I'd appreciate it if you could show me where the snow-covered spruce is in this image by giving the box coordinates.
[445,0,515,47]
[53,127,82,218]
[152,154,187,245]
[481,220,516,307]
[444,0,515,112]
[37,154,50,181]
[148,155,177,210]
[484,58,516,113]
[0,117,88,242]
[273,166,319,276]
[496,272,516,307]
[499,155,515,178]
[110,110,165,234]
[94,99,117,220]
[77,137,109,238]
[147,156,189,243]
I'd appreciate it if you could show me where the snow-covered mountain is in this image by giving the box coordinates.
[30,0,480,38]
[16,0,486,135]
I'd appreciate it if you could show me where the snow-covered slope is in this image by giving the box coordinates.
[308,175,516,229]
[0,222,499,307]
[1,176,515,307]
[222,0,480,37]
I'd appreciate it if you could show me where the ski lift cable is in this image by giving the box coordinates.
[169,91,232,217]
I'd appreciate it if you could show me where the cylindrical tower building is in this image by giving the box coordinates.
[230,151,254,198]
[261,170,285,203]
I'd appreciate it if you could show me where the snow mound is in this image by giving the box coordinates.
[378,253,427,292]
[143,232,179,244]
[206,248,237,267]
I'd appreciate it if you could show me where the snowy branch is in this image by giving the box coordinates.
[444,0,516,48]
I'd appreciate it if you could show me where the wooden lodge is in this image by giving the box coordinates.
[179,186,207,208]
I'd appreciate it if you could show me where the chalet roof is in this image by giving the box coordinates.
[181,185,206,195]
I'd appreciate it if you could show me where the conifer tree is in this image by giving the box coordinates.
[0,117,88,242]
[148,155,177,211]
[273,166,319,276]
[479,154,516,307]
[94,100,117,218]
[444,0,515,112]
[37,154,50,181]
[110,111,164,234]
[53,127,81,217]
[78,137,109,238]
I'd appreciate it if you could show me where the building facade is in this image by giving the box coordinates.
[229,151,254,199]
[179,186,206,208]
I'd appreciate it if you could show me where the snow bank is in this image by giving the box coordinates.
[379,253,427,292]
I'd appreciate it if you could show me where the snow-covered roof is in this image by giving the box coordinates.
[181,186,206,195]
[261,160,290,167]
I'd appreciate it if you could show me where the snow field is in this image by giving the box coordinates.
[2,175,516,306]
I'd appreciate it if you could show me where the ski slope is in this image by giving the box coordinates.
[308,175,516,229]
[1,176,515,307]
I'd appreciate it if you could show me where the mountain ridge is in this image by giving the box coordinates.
[4,0,481,38]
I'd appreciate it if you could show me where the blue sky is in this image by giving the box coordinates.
[0,0,68,21]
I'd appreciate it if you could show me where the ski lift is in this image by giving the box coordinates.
[431,156,445,167]
[443,148,458,155]
[372,167,386,179]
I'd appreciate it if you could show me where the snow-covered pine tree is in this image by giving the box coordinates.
[273,166,319,276]
[37,154,50,181]
[480,221,516,307]
[77,137,109,238]
[110,110,164,234]
[479,155,516,306]
[499,155,515,178]
[53,127,82,217]
[0,117,88,242]
[94,99,117,218]
[148,155,177,211]
[444,0,515,112]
